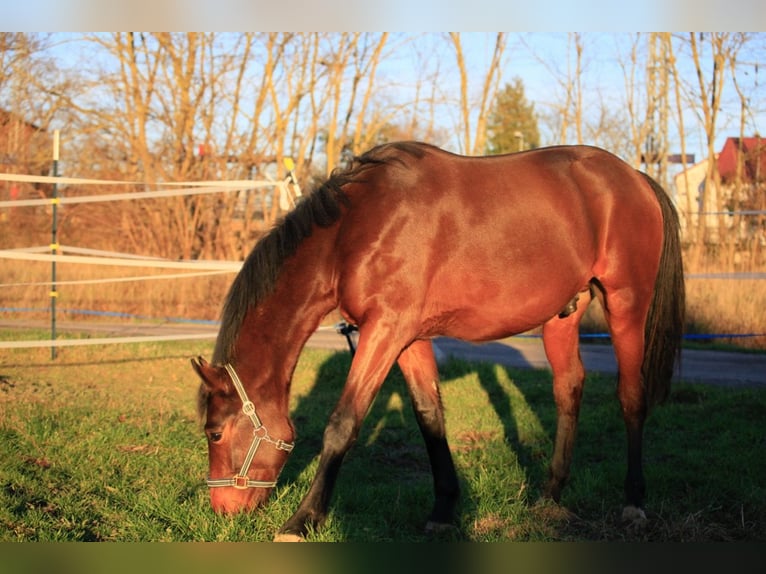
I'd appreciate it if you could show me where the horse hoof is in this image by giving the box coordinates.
[621,505,647,526]
[273,532,305,542]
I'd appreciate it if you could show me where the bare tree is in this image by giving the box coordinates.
[521,32,584,146]
[54,33,325,259]
[0,33,76,247]
[11,32,762,271]
[667,35,695,241]
[573,33,584,145]
[683,32,748,265]
[349,33,389,153]
[726,36,764,267]
[448,32,507,154]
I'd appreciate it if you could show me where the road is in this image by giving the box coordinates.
[2,318,764,387]
[305,328,765,388]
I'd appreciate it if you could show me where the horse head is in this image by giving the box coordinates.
[192,356,295,514]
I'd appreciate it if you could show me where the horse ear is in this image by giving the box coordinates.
[191,356,215,385]
[191,356,231,393]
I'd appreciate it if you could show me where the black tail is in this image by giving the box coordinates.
[640,172,686,408]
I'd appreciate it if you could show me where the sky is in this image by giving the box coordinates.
[450,33,765,157]
[37,31,765,163]
[3,0,765,34]
[351,32,765,159]
[3,3,764,165]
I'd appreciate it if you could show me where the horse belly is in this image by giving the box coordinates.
[426,309,543,342]
[421,268,586,343]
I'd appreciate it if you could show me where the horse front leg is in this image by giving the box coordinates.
[274,322,404,542]
[398,339,460,532]
[273,402,360,541]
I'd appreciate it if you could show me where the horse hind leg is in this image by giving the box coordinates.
[596,283,652,525]
[613,310,650,524]
[542,287,592,503]
[397,339,460,533]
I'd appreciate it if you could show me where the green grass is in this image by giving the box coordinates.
[1,333,764,541]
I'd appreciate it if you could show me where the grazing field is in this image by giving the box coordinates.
[1,333,764,541]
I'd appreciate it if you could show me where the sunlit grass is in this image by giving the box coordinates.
[1,336,764,541]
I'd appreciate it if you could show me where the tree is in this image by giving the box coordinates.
[448,32,507,155]
[0,33,75,247]
[683,32,747,263]
[485,77,540,154]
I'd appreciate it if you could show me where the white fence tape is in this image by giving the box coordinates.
[47,245,167,260]
[0,172,265,187]
[0,182,287,208]
[0,249,243,271]
[0,325,343,350]
[0,171,292,209]
[1,270,233,288]
[0,332,217,349]
[0,245,238,288]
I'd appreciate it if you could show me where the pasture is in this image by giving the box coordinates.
[1,333,764,541]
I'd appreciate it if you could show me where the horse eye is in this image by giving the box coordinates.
[208,432,223,443]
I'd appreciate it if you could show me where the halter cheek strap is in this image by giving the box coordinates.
[206,363,295,490]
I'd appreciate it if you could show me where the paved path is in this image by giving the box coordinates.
[304,329,765,388]
[429,336,765,388]
[2,319,764,387]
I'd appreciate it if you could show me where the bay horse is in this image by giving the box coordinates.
[191,142,684,541]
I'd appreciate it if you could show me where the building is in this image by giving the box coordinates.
[0,109,51,223]
[674,136,765,245]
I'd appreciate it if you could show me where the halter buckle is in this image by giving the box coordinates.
[233,475,250,489]
[275,439,295,452]
[242,401,256,417]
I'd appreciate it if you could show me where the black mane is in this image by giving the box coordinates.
[212,142,426,364]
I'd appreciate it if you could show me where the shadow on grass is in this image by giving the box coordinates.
[279,349,470,540]
[277,345,561,540]
[441,357,553,490]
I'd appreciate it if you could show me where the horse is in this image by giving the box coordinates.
[191,141,685,541]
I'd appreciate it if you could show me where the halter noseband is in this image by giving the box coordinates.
[206,363,295,490]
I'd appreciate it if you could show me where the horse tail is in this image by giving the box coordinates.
[640,172,686,409]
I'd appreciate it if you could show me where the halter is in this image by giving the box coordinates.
[206,363,295,490]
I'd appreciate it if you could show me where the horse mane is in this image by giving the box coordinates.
[212,141,427,364]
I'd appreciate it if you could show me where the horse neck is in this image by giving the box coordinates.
[232,230,339,412]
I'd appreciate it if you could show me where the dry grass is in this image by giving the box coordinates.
[0,258,231,322]
[685,278,766,349]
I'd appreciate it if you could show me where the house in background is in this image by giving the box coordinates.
[674,136,765,245]
[0,109,50,194]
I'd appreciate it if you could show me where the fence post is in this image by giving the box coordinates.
[50,130,60,360]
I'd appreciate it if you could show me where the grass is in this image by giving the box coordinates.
[1,333,764,541]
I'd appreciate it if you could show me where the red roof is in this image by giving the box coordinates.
[717,137,766,183]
